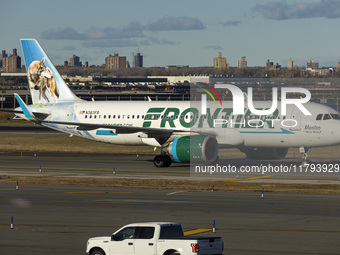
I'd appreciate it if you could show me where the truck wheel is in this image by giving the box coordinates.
[90,249,105,255]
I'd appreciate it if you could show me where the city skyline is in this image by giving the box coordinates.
[0,46,331,72]
[2,0,340,67]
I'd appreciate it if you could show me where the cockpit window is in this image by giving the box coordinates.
[331,114,340,120]
[316,114,323,120]
[323,114,332,120]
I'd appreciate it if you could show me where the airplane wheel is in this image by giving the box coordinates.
[154,155,165,167]
[164,155,172,167]
[154,155,172,167]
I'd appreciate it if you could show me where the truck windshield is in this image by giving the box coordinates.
[159,225,184,238]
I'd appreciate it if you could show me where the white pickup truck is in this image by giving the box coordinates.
[86,222,223,255]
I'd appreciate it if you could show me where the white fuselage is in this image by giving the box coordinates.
[22,100,340,149]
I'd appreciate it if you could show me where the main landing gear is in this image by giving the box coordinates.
[299,147,311,167]
[154,154,172,167]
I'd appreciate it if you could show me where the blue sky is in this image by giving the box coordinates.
[2,0,340,67]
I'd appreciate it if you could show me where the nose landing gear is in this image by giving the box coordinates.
[299,147,311,167]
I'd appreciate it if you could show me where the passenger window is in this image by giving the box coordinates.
[135,227,155,239]
[316,114,323,120]
[113,227,135,241]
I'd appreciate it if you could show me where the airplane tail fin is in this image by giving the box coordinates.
[21,39,80,104]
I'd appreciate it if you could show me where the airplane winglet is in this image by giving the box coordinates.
[14,93,35,120]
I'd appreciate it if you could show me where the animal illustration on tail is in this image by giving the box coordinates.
[27,57,59,103]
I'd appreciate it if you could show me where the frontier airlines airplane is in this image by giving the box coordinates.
[7,39,340,167]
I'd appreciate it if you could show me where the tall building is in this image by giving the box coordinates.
[266,59,274,69]
[213,52,228,70]
[3,49,21,72]
[69,55,82,67]
[237,56,247,69]
[134,52,143,68]
[307,60,319,70]
[105,54,127,71]
[288,58,293,70]
[0,50,8,68]
[336,62,340,72]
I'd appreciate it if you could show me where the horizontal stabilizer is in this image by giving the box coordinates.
[14,93,35,120]
[0,108,50,119]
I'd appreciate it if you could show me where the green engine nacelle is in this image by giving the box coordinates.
[168,135,218,163]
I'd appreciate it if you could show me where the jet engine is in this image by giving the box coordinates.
[167,135,219,163]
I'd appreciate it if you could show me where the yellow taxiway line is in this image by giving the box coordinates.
[184,228,212,236]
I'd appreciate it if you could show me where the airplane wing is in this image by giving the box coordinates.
[42,119,182,134]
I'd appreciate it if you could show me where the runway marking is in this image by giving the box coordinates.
[0,223,122,228]
[218,227,340,233]
[64,191,133,194]
[0,166,187,175]
[1,198,340,212]
[222,175,274,182]
[167,191,185,196]
[1,223,338,234]
[0,189,47,191]
[184,228,212,236]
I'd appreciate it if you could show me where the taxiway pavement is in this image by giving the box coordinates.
[1,183,340,255]
[1,151,340,183]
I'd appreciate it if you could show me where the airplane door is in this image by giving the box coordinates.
[289,106,302,131]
